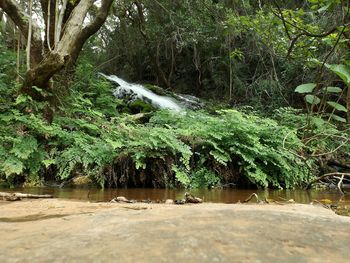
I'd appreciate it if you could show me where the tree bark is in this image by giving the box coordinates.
[68,0,114,64]
[26,0,33,70]
[55,0,68,45]
[40,0,56,50]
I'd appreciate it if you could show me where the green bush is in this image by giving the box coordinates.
[1,62,347,189]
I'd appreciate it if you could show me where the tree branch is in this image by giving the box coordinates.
[0,0,43,64]
[306,172,350,189]
[80,0,114,43]
[270,1,347,58]
[271,0,291,40]
[69,0,114,64]
[0,0,30,37]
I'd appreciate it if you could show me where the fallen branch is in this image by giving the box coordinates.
[306,172,350,190]
[0,192,53,201]
[337,174,345,195]
[312,200,332,209]
[243,193,259,203]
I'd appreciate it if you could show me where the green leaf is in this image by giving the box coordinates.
[327,101,347,112]
[105,138,123,149]
[325,64,350,85]
[2,157,24,176]
[330,114,347,123]
[317,2,332,13]
[15,95,31,105]
[42,159,56,168]
[172,165,190,186]
[305,94,320,105]
[321,87,342,93]
[295,83,316,93]
[310,117,325,127]
[10,136,38,160]
[32,86,43,92]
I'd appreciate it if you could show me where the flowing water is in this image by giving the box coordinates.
[101,74,183,111]
[0,187,348,205]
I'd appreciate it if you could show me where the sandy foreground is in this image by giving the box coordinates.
[0,199,349,263]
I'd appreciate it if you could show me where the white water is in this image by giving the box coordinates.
[101,74,182,112]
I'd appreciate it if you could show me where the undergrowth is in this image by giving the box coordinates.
[0,60,348,189]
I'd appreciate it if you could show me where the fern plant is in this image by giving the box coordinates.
[1,60,347,189]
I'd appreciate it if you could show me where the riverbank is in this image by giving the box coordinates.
[0,199,350,262]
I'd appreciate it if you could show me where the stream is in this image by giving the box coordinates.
[0,187,348,205]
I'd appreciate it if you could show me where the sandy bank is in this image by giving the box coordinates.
[0,199,349,263]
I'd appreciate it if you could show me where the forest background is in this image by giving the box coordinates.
[0,0,349,189]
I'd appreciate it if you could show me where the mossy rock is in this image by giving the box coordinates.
[71,176,93,187]
[129,99,155,113]
[144,84,168,96]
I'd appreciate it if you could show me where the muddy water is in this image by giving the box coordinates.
[0,187,348,204]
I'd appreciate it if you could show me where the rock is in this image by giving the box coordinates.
[174,199,186,205]
[129,112,152,123]
[100,73,204,112]
[116,196,129,203]
[175,94,204,110]
[185,192,203,204]
[1,195,21,201]
[71,176,93,187]
[165,199,174,204]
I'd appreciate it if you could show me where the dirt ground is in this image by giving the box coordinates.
[0,199,350,263]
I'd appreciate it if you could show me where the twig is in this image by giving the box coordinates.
[334,176,350,183]
[306,172,350,189]
[311,138,350,157]
[312,199,332,209]
[337,174,345,195]
[271,0,349,58]
[243,193,259,203]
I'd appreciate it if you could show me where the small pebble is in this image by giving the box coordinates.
[116,196,129,203]
[175,199,186,205]
[165,199,174,204]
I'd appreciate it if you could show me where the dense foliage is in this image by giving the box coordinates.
[1,56,349,188]
[87,0,349,111]
[0,0,349,189]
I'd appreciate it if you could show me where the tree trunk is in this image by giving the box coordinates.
[40,0,56,50]
[1,0,113,123]
[26,0,33,70]
[0,0,43,65]
[134,1,171,89]
[1,0,113,97]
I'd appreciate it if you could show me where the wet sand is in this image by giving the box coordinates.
[0,199,349,263]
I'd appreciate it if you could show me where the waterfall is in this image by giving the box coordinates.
[101,74,182,112]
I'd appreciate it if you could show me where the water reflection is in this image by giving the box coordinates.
[0,187,348,204]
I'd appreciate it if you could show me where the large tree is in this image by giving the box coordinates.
[0,0,114,101]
